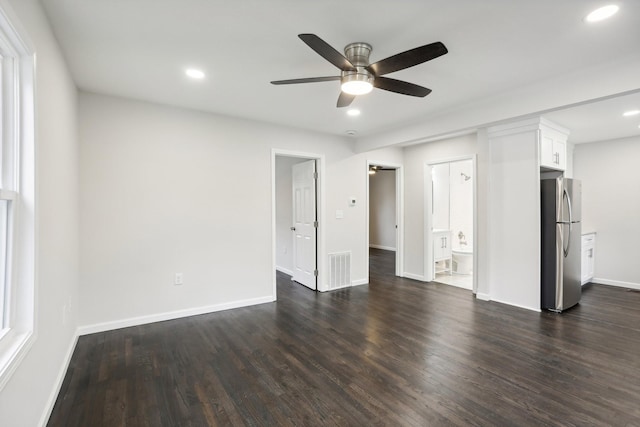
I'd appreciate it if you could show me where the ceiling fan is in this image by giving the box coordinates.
[271,34,448,108]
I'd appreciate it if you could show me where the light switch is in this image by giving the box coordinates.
[336,210,344,219]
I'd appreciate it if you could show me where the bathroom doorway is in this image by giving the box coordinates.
[425,156,476,291]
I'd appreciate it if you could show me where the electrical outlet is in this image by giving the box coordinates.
[175,273,183,285]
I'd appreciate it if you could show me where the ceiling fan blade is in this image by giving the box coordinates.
[271,76,341,85]
[373,76,432,97]
[366,41,448,76]
[298,34,357,71]
[337,91,355,108]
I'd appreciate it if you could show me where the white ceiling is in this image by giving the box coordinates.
[543,90,640,144]
[40,0,640,142]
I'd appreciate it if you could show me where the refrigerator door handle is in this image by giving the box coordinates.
[563,188,572,257]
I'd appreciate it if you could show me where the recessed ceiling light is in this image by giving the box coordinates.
[623,110,640,117]
[345,130,357,136]
[347,109,361,117]
[185,68,205,79]
[585,5,619,22]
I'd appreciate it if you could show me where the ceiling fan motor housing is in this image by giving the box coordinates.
[341,42,374,93]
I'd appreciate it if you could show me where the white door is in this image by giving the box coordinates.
[292,160,317,289]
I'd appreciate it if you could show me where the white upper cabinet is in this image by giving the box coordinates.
[539,120,569,171]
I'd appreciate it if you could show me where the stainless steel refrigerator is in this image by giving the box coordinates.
[541,177,582,312]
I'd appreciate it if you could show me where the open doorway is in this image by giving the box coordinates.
[273,151,324,297]
[425,156,477,292]
[367,161,403,281]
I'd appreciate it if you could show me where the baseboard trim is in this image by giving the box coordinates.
[437,281,472,291]
[403,272,426,282]
[78,295,275,336]
[475,292,491,301]
[38,332,78,427]
[351,278,368,286]
[490,298,541,313]
[369,244,396,251]
[275,265,293,276]
[592,277,640,291]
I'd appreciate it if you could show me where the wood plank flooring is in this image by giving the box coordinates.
[48,249,640,426]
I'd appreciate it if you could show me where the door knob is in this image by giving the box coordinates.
[290,227,296,231]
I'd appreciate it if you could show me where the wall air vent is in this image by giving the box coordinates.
[328,252,351,289]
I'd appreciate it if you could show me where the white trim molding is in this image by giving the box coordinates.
[592,278,640,291]
[402,272,427,282]
[38,333,79,426]
[275,266,293,276]
[351,278,368,287]
[78,296,275,336]
[0,0,37,392]
[369,244,396,251]
[490,298,541,313]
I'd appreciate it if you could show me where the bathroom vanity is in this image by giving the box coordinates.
[433,229,452,275]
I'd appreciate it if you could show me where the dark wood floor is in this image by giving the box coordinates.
[48,248,640,426]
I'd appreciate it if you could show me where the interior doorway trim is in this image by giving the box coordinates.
[424,154,478,294]
[366,160,404,282]
[271,149,326,299]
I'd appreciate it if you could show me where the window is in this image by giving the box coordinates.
[0,2,36,390]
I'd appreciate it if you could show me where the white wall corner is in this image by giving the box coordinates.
[38,332,79,427]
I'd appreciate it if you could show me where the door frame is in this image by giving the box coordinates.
[425,155,478,294]
[365,160,404,281]
[272,149,326,299]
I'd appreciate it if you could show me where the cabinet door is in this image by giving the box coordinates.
[433,233,444,260]
[554,139,567,170]
[540,134,555,168]
[581,245,589,283]
[586,247,595,279]
[540,133,567,171]
[442,234,451,258]
[581,234,596,284]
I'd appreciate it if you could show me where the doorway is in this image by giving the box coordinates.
[272,150,324,297]
[425,156,477,292]
[366,161,403,281]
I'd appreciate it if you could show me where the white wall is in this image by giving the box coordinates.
[275,156,306,274]
[431,163,450,230]
[402,133,478,279]
[574,136,640,288]
[487,123,541,311]
[78,92,403,330]
[0,1,80,426]
[369,170,396,250]
[449,160,473,250]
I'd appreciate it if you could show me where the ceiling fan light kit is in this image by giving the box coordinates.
[271,34,448,107]
[340,42,374,95]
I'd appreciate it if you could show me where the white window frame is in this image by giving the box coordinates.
[0,1,36,391]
